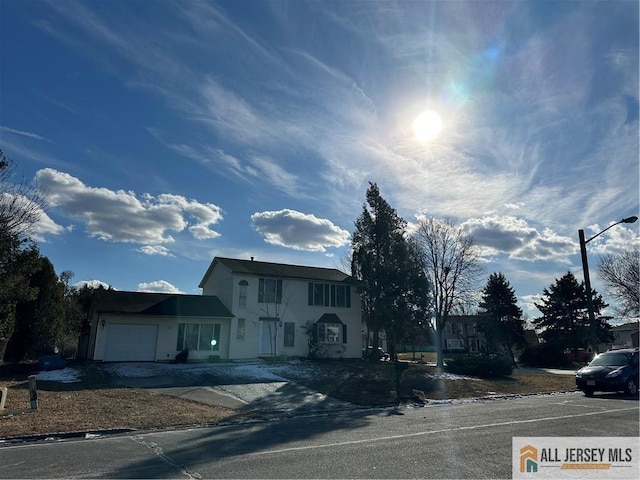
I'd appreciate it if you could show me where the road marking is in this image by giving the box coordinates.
[130,435,202,479]
[244,406,639,457]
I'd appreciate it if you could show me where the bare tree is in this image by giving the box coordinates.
[597,247,640,317]
[0,149,46,238]
[413,217,484,368]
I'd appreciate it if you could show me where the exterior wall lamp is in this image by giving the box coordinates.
[579,215,638,353]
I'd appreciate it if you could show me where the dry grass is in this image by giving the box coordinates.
[0,380,245,439]
[281,360,577,406]
[1,360,577,440]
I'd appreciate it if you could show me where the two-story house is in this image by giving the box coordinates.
[441,315,485,353]
[198,257,362,359]
[83,257,362,362]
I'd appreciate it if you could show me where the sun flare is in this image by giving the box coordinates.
[412,110,443,142]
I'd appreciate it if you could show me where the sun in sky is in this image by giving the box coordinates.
[412,110,443,143]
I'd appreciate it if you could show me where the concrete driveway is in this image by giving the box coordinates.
[101,361,355,414]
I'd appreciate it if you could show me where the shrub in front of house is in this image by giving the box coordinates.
[444,355,513,377]
[519,343,572,368]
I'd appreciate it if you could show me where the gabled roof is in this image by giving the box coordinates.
[199,256,353,287]
[610,322,640,331]
[317,313,343,324]
[90,290,233,318]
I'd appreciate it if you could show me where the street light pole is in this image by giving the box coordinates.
[578,216,638,354]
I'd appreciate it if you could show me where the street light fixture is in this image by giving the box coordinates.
[579,215,638,354]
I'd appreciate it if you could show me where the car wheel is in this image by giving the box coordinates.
[625,378,638,396]
[583,388,594,397]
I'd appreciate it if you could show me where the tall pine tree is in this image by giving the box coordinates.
[478,272,525,365]
[351,183,428,358]
[533,271,611,353]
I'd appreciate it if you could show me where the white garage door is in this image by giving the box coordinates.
[104,324,158,362]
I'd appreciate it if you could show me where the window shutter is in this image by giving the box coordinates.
[330,285,336,307]
[324,284,330,306]
[213,324,221,351]
[308,283,313,305]
[276,279,283,304]
[342,324,347,344]
[346,285,351,308]
[258,278,264,303]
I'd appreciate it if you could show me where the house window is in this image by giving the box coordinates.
[308,283,351,307]
[238,280,248,308]
[177,323,220,351]
[313,283,327,306]
[446,338,463,350]
[284,322,295,347]
[333,284,350,307]
[259,278,282,304]
[236,318,245,341]
[317,323,347,344]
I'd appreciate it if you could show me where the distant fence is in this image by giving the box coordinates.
[395,345,436,353]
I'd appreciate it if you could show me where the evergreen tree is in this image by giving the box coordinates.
[478,272,525,365]
[9,255,65,360]
[533,271,611,353]
[0,231,38,362]
[352,183,428,358]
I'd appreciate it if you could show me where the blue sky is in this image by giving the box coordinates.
[1,0,638,321]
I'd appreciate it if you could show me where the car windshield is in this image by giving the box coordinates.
[589,353,630,367]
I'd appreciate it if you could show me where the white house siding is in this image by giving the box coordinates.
[204,266,362,360]
[93,313,231,362]
[201,262,234,306]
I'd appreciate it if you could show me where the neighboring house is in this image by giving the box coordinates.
[442,315,485,353]
[85,291,234,362]
[198,257,362,360]
[605,322,640,350]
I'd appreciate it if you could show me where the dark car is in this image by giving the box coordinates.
[575,348,639,397]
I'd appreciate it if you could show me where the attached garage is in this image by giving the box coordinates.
[83,290,234,362]
[104,324,159,362]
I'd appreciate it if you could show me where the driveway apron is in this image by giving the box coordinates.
[100,362,354,414]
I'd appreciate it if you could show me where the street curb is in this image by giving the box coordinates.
[0,428,135,447]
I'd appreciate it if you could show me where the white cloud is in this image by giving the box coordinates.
[137,280,183,294]
[251,209,350,252]
[35,168,223,245]
[462,215,575,262]
[137,245,173,256]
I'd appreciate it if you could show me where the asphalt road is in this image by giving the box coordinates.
[0,392,637,479]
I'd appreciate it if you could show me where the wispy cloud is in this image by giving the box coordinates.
[137,245,173,257]
[0,126,51,142]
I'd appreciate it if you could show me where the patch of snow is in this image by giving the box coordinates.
[103,361,287,382]
[36,367,81,383]
[425,372,480,381]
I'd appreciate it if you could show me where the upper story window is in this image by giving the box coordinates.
[238,280,248,308]
[308,282,351,308]
[258,278,282,304]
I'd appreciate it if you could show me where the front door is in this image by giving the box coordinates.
[259,320,277,355]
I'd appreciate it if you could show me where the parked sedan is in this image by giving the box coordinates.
[575,348,639,396]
